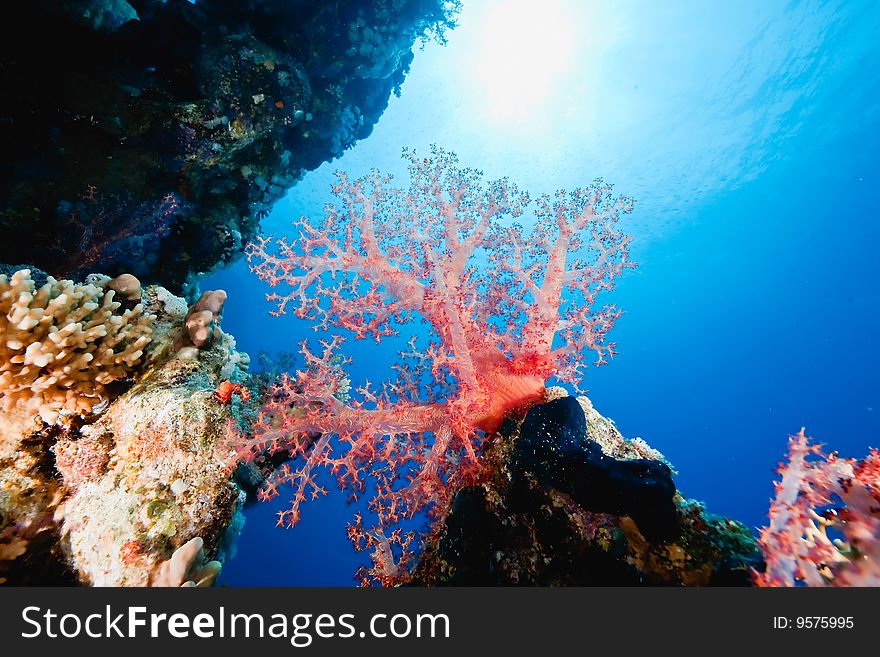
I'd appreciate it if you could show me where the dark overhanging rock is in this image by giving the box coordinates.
[0,0,459,293]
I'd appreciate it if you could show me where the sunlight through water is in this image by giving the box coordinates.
[473,0,578,125]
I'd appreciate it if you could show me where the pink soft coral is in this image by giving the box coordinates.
[756,429,880,586]
[240,146,634,583]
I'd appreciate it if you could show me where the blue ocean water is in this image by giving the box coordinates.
[206,0,880,586]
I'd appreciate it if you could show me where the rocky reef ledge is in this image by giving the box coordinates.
[411,393,764,586]
[0,267,253,585]
[0,0,458,292]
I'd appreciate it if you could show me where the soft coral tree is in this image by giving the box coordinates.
[756,429,880,586]
[240,146,634,583]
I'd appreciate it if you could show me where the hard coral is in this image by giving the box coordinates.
[0,269,154,423]
[148,537,222,588]
[185,289,227,348]
[756,429,880,586]
[242,146,634,583]
[0,276,250,586]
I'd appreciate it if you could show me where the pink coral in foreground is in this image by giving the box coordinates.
[239,146,634,583]
[756,429,880,586]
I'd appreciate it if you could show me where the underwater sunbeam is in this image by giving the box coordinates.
[474,0,577,123]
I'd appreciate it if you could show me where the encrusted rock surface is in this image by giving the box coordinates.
[0,0,458,291]
[411,394,763,586]
[0,271,254,585]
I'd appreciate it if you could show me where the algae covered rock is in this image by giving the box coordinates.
[411,394,763,586]
[0,270,255,585]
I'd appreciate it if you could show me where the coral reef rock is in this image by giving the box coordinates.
[0,268,254,585]
[411,395,764,586]
[0,0,459,292]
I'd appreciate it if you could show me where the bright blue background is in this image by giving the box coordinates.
[206,0,880,585]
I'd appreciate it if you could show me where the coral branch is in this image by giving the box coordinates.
[240,145,634,583]
[757,429,880,586]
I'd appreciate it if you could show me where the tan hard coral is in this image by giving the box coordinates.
[0,269,155,424]
[1,273,252,586]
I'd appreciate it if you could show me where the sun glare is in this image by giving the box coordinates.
[473,0,577,124]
